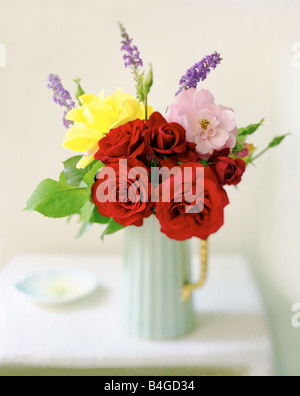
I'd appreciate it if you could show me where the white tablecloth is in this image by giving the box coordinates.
[0,254,272,376]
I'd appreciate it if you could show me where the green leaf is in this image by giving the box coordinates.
[63,156,95,187]
[238,118,265,138]
[80,201,109,225]
[59,171,68,184]
[250,133,288,162]
[83,161,105,189]
[200,159,209,167]
[75,202,94,238]
[76,203,110,238]
[79,201,94,223]
[101,219,125,240]
[90,206,110,224]
[268,134,289,148]
[143,64,153,97]
[76,222,92,239]
[73,78,85,104]
[236,135,246,144]
[26,179,88,218]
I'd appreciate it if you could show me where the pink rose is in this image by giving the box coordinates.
[166,88,238,160]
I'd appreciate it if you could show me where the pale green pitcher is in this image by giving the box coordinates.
[122,216,196,339]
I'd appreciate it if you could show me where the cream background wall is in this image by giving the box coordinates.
[0,0,299,375]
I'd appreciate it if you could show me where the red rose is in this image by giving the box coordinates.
[213,157,246,186]
[92,159,154,227]
[208,148,231,162]
[94,119,146,164]
[155,163,229,241]
[144,112,196,162]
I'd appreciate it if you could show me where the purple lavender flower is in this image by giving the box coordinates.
[119,23,143,69]
[119,23,145,101]
[47,74,76,129]
[176,52,222,96]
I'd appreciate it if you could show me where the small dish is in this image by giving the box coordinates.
[16,269,98,305]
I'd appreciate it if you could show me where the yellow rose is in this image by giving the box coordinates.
[63,89,153,168]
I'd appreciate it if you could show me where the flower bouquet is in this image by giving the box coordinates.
[26,24,286,339]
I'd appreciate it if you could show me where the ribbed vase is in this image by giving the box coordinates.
[122,216,196,339]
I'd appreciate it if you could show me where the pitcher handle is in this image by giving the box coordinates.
[181,239,208,302]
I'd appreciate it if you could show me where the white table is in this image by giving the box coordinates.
[0,254,272,376]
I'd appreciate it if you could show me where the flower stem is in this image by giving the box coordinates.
[251,147,269,162]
